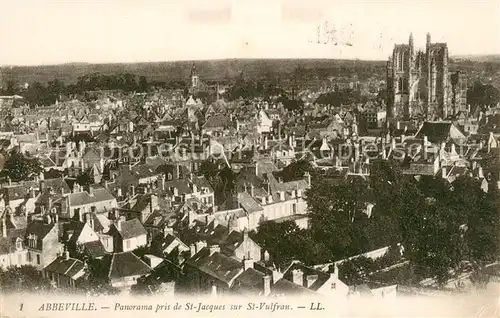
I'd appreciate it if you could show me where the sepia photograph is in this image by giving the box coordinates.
[0,0,499,317]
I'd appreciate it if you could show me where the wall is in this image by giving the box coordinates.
[76,223,100,244]
[0,249,28,269]
[122,234,147,252]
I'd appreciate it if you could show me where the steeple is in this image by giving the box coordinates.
[426,32,431,47]
[409,33,414,47]
[190,62,196,77]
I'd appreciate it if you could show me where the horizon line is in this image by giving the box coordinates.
[2,53,499,68]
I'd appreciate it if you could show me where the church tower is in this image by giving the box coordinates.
[189,62,199,96]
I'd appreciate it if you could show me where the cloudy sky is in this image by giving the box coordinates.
[0,0,499,65]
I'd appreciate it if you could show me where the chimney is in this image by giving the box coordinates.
[173,187,179,197]
[130,185,135,197]
[116,219,122,231]
[39,180,45,193]
[243,258,254,270]
[423,135,428,146]
[478,166,484,179]
[45,214,52,224]
[1,218,6,238]
[209,245,220,256]
[273,269,283,283]
[263,275,271,296]
[250,184,255,197]
[163,226,174,237]
[261,196,266,205]
[196,241,208,252]
[292,269,304,286]
[190,244,196,257]
[331,263,339,281]
[88,186,94,197]
[161,175,166,191]
[255,163,259,176]
[150,194,158,212]
[64,249,70,260]
[279,191,285,201]
[396,121,401,130]
[267,194,273,204]
[263,250,270,262]
[31,187,36,198]
[306,275,318,288]
[451,143,457,154]
[305,171,311,187]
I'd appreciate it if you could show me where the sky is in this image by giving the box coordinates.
[0,0,499,66]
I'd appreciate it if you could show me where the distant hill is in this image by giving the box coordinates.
[0,59,387,86]
[451,54,500,63]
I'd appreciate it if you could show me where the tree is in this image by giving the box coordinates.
[0,148,42,182]
[467,81,500,110]
[138,76,149,93]
[253,220,331,268]
[306,177,374,258]
[0,265,53,293]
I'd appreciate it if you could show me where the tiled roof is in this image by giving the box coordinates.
[270,278,318,296]
[114,218,147,239]
[232,268,266,294]
[26,219,56,239]
[105,252,152,279]
[0,228,25,255]
[82,240,107,258]
[68,188,115,207]
[185,248,243,285]
[44,256,86,279]
[282,261,331,292]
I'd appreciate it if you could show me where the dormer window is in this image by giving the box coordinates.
[15,238,23,250]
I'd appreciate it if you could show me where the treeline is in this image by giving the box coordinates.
[254,160,499,286]
[314,87,368,106]
[467,81,500,110]
[1,74,189,107]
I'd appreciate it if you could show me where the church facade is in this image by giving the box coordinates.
[386,33,467,120]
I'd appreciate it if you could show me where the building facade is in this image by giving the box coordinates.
[386,33,467,120]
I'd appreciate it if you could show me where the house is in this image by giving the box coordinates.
[202,114,233,137]
[282,261,349,297]
[0,217,28,269]
[150,227,190,265]
[219,230,262,262]
[63,186,117,220]
[415,121,467,146]
[182,245,244,296]
[101,251,152,289]
[24,215,63,270]
[43,251,87,288]
[257,110,273,134]
[107,218,147,252]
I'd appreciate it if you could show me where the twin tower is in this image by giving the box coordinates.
[386,33,467,120]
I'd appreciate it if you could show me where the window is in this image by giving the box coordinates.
[292,203,297,214]
[36,255,41,265]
